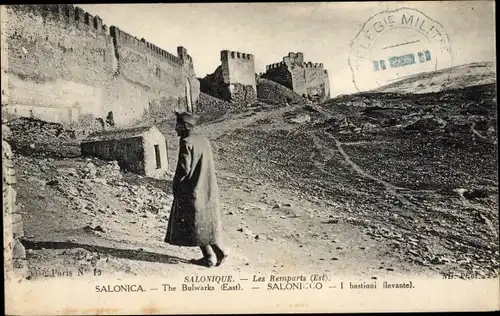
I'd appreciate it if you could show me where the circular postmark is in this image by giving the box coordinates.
[349,7,453,92]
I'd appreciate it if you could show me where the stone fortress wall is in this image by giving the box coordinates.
[1,4,200,128]
[263,52,330,102]
[2,5,332,129]
[199,50,257,105]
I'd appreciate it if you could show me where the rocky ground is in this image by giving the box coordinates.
[212,82,498,279]
[5,68,499,282]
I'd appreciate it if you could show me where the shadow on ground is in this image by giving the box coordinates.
[19,238,189,265]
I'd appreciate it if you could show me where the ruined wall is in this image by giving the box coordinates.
[200,50,256,104]
[323,70,330,100]
[2,5,200,127]
[109,26,184,120]
[3,5,113,124]
[199,66,231,101]
[220,50,256,92]
[178,46,200,113]
[263,52,330,102]
[262,62,293,91]
[2,125,26,280]
[81,128,168,178]
[81,136,145,174]
[282,52,306,95]
[290,67,307,97]
[304,62,327,100]
[283,52,304,66]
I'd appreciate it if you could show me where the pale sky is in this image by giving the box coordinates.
[80,2,496,96]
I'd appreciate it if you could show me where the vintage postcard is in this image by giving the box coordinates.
[2,1,499,314]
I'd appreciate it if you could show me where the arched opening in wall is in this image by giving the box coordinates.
[185,79,193,113]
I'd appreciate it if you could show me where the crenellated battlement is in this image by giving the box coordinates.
[265,60,325,71]
[287,52,304,59]
[10,5,193,69]
[4,4,201,125]
[204,49,256,103]
[264,51,330,101]
[221,50,255,62]
[303,62,324,68]
[110,26,183,66]
[265,62,286,71]
[27,4,109,36]
[23,5,185,66]
[177,46,194,65]
[283,52,304,65]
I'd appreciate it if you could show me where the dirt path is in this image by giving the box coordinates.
[332,135,409,193]
[200,105,298,140]
[471,122,497,145]
[307,103,414,206]
[15,102,484,281]
[15,147,437,281]
[341,141,394,146]
[311,131,414,208]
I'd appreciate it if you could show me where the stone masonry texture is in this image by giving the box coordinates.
[199,50,257,105]
[263,52,330,102]
[3,124,27,281]
[2,5,200,128]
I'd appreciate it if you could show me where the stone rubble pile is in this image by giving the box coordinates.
[7,117,76,144]
[229,84,257,106]
[80,159,123,182]
[18,155,174,226]
[256,78,307,106]
[195,92,233,125]
[6,118,80,157]
[197,92,232,115]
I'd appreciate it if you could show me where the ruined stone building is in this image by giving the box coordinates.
[1,5,200,128]
[81,125,168,178]
[262,52,330,102]
[199,50,257,104]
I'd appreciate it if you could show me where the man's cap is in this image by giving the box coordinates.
[175,111,197,126]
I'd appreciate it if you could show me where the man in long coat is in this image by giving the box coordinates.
[165,112,227,267]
